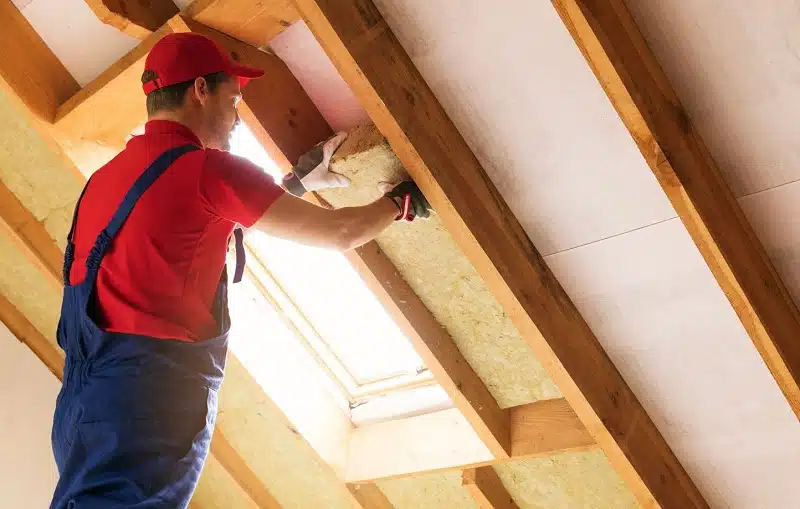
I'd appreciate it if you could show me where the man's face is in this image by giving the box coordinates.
[198,77,242,151]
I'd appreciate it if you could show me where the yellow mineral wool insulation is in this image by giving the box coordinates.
[495,451,640,509]
[377,471,477,509]
[0,239,62,344]
[192,454,260,509]
[217,356,355,509]
[0,85,82,251]
[320,123,560,407]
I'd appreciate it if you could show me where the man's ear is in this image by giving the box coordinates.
[191,77,211,105]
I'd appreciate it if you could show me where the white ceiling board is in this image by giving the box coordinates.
[11,0,34,9]
[270,21,370,133]
[372,0,676,256]
[20,0,139,86]
[739,181,800,304]
[626,0,800,198]
[545,219,800,509]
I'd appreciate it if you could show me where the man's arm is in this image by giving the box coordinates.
[252,193,399,251]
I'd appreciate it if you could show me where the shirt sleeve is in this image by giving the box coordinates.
[199,149,285,227]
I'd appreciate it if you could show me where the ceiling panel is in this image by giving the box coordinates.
[545,218,800,509]
[373,0,676,256]
[626,0,800,197]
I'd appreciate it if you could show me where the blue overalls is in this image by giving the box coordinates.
[50,145,245,508]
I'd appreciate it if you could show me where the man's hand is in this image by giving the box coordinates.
[283,132,350,196]
[380,181,432,221]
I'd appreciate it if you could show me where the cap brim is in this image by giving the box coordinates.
[229,63,264,88]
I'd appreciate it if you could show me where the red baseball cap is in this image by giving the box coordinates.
[142,32,264,95]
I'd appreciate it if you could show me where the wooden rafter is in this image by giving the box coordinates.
[348,484,395,509]
[84,0,178,39]
[184,0,300,50]
[0,0,80,122]
[462,467,520,509]
[53,14,331,166]
[552,0,800,419]
[346,399,594,482]
[292,1,710,508]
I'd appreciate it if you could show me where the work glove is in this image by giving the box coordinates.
[379,181,432,221]
[283,132,350,196]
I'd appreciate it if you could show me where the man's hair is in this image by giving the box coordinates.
[141,70,230,115]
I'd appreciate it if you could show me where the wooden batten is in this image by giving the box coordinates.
[462,467,520,509]
[185,0,301,50]
[84,0,178,39]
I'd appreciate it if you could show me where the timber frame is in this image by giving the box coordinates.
[7,0,792,508]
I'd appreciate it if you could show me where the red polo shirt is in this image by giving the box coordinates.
[69,120,284,341]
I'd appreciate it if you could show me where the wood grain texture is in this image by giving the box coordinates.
[347,241,511,457]
[293,1,709,508]
[175,16,332,164]
[510,398,595,458]
[187,0,300,49]
[349,483,395,509]
[84,0,178,39]
[0,180,64,289]
[210,432,283,509]
[0,292,64,379]
[462,467,520,509]
[551,0,800,419]
[0,0,80,122]
[346,400,594,483]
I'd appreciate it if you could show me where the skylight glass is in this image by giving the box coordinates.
[229,121,451,422]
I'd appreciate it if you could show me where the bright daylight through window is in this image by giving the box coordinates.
[228,124,451,425]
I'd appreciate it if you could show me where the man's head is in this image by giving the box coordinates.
[141,33,264,150]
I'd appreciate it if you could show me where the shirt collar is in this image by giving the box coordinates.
[144,120,203,147]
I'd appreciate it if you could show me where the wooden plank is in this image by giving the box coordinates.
[346,399,594,482]
[0,292,64,379]
[0,0,80,122]
[170,16,332,164]
[462,467,520,509]
[510,397,596,458]
[185,0,300,49]
[84,0,178,39]
[292,1,710,508]
[0,181,64,289]
[348,483,395,509]
[210,432,283,509]
[345,241,511,457]
[551,0,800,420]
[54,23,174,147]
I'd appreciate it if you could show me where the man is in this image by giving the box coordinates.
[50,32,430,509]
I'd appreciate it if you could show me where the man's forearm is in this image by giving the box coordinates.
[332,197,398,250]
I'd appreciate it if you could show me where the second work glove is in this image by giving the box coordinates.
[283,132,350,196]
[381,181,432,221]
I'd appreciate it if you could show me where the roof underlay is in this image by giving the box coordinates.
[0,1,799,509]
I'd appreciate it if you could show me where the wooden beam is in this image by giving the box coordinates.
[0,292,64,379]
[54,23,173,147]
[346,241,511,457]
[0,181,64,290]
[169,15,332,164]
[510,397,596,458]
[551,0,800,419]
[84,0,178,39]
[346,399,594,482]
[54,14,330,165]
[0,0,80,122]
[348,483,394,509]
[210,432,283,509]
[185,0,300,49]
[293,1,710,508]
[462,467,520,509]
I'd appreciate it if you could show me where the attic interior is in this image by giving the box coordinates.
[1,0,799,508]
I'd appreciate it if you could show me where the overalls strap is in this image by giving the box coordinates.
[71,145,200,283]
